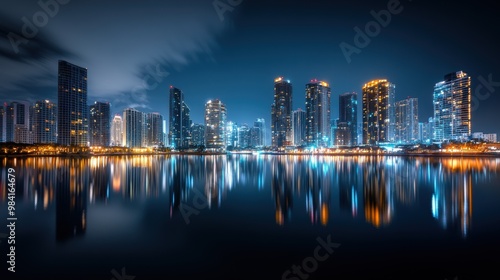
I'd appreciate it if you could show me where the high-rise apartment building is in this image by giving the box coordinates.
[111,114,123,146]
[292,108,306,146]
[123,108,144,148]
[205,99,227,150]
[306,79,331,147]
[433,71,471,142]
[147,112,164,147]
[6,101,31,144]
[338,92,358,146]
[362,79,396,145]
[57,60,89,146]
[89,101,110,147]
[395,97,419,143]
[271,77,293,148]
[254,118,266,147]
[169,86,191,149]
[33,100,57,144]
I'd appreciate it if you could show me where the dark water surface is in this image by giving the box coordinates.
[1,155,500,279]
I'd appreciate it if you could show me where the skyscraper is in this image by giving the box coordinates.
[0,105,5,142]
[33,100,57,144]
[250,126,261,148]
[292,108,306,146]
[254,118,266,147]
[271,77,293,148]
[89,101,110,147]
[238,124,250,148]
[395,97,419,143]
[169,86,191,149]
[205,99,227,150]
[146,112,164,147]
[111,114,123,146]
[123,108,144,148]
[433,71,471,142]
[57,60,89,146]
[169,86,182,148]
[362,79,396,145]
[338,92,358,146]
[226,121,238,148]
[6,101,31,144]
[306,79,331,147]
[181,102,192,148]
[191,123,205,147]
[334,121,350,146]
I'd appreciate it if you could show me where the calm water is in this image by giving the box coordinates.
[1,155,500,280]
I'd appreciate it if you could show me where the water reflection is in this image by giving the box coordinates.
[271,157,293,225]
[56,159,88,241]
[432,169,473,238]
[1,156,499,239]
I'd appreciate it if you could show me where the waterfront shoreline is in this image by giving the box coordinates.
[1,152,499,158]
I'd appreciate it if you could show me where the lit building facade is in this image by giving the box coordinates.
[254,118,266,147]
[205,99,227,150]
[292,108,306,146]
[146,112,164,147]
[0,105,4,142]
[362,79,396,145]
[57,60,89,146]
[169,86,191,149]
[123,108,144,148]
[191,123,205,147]
[33,100,57,144]
[305,79,331,147]
[238,124,250,148]
[395,97,419,143]
[226,121,238,148]
[89,101,110,147]
[111,115,123,146]
[433,71,471,142]
[338,92,358,146]
[6,101,31,144]
[271,77,293,148]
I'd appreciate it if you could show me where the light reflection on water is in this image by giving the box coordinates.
[1,155,499,240]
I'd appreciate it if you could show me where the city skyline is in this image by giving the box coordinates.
[1,2,500,279]
[1,0,499,139]
[0,67,497,147]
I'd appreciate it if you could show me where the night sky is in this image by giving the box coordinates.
[1,0,499,139]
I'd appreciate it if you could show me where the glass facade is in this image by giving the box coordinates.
[33,100,57,144]
[57,60,89,146]
[362,79,396,145]
[338,92,358,146]
[395,97,419,143]
[271,77,293,148]
[89,102,110,147]
[433,71,471,142]
[205,99,227,150]
[305,80,331,147]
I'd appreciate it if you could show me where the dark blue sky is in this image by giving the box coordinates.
[1,0,499,137]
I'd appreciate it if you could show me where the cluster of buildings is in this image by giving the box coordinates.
[0,60,497,150]
[270,71,496,150]
[0,60,267,151]
[167,88,266,151]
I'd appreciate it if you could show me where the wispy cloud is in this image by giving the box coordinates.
[0,0,231,108]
